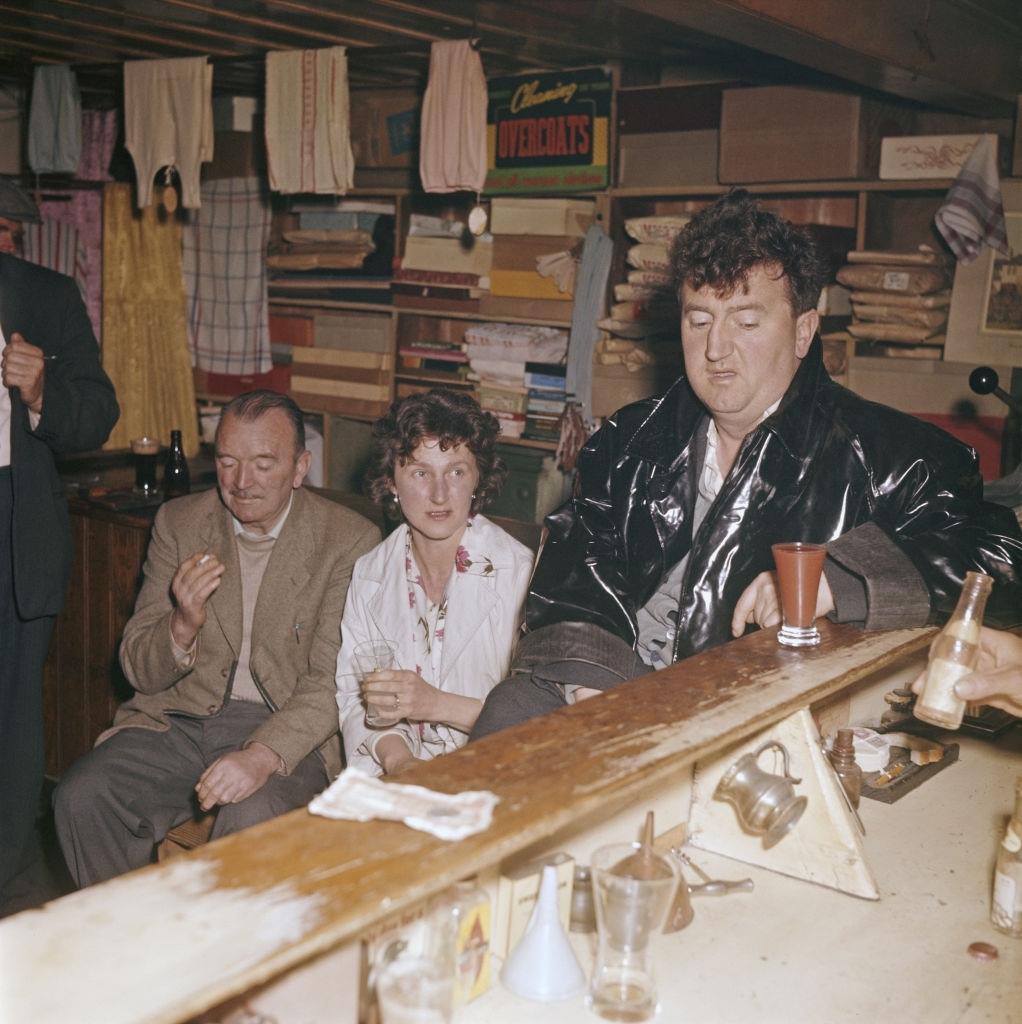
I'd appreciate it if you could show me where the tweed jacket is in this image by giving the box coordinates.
[0,253,119,619]
[115,486,380,777]
[337,516,534,774]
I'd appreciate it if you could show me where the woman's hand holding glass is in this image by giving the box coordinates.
[361,669,441,724]
[353,640,402,728]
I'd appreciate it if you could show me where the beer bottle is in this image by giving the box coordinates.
[163,429,190,499]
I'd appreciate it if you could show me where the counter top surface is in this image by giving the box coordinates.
[0,622,942,1024]
[464,730,1022,1024]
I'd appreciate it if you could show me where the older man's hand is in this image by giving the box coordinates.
[1,333,46,414]
[732,570,834,638]
[195,743,281,811]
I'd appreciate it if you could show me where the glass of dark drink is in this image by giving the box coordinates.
[771,542,827,647]
[131,436,160,495]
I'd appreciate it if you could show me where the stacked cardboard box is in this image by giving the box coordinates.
[487,198,594,307]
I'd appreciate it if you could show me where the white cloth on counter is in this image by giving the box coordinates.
[265,47,354,195]
[308,767,498,841]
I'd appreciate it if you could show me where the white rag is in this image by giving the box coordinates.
[935,134,1010,262]
[308,767,498,841]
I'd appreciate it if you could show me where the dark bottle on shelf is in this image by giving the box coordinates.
[163,429,191,499]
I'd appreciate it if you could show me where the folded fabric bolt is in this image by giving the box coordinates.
[308,766,498,841]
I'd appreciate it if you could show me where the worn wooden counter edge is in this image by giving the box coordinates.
[1,621,935,1024]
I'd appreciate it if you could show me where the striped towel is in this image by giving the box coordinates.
[182,177,272,375]
[935,134,1009,262]
[23,218,87,301]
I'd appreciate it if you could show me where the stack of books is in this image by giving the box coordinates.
[397,215,492,313]
[463,322,569,441]
[524,363,568,442]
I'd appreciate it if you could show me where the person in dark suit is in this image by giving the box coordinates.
[0,179,119,907]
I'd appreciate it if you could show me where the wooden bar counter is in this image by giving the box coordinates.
[6,620,996,1023]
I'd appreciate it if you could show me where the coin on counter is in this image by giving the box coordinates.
[967,941,999,961]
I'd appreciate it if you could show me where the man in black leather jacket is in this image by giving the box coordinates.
[471,191,1022,737]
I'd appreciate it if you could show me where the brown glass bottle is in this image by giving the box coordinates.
[163,429,190,499]
[914,571,992,730]
[829,728,862,810]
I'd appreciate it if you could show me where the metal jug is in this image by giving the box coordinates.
[714,740,808,849]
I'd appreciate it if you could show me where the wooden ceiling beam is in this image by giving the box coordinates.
[44,0,288,56]
[154,0,374,49]
[0,4,238,58]
[0,22,158,61]
[617,0,1021,116]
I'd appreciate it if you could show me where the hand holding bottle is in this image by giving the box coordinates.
[912,625,1022,719]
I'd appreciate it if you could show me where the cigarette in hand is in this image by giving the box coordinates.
[198,554,211,565]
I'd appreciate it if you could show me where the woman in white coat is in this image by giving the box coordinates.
[336,388,535,776]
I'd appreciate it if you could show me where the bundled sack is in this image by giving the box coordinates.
[847,322,945,343]
[624,215,692,246]
[849,289,951,309]
[849,304,948,330]
[836,263,951,295]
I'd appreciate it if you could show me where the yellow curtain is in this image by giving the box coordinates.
[101,183,199,455]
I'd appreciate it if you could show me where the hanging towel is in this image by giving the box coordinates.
[264,47,354,194]
[935,135,1009,262]
[124,57,213,209]
[419,39,488,193]
[27,65,81,174]
[182,177,273,375]
[566,224,614,428]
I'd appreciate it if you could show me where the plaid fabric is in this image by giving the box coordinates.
[23,217,87,301]
[182,176,272,375]
[935,135,1010,263]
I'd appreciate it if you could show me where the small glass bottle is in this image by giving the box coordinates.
[992,776,1022,938]
[163,428,190,499]
[829,728,863,809]
[913,571,993,730]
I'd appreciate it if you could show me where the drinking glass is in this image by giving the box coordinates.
[587,842,679,1022]
[130,436,160,495]
[771,542,827,648]
[354,639,400,728]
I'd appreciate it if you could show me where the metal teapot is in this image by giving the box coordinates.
[714,740,808,849]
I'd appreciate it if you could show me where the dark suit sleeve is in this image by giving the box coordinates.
[827,419,1022,629]
[27,273,118,455]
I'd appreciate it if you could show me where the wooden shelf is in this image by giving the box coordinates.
[268,297,395,314]
[610,178,959,198]
[499,436,557,452]
[395,306,573,328]
[395,372,472,387]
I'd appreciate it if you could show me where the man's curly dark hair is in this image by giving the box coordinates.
[671,190,828,315]
[365,387,506,517]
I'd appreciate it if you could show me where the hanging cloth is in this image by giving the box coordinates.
[101,183,198,455]
[27,65,82,174]
[182,177,273,375]
[935,135,1009,263]
[264,47,355,194]
[565,224,614,429]
[23,219,87,299]
[123,57,213,209]
[419,39,488,193]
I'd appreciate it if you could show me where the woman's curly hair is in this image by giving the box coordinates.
[671,189,827,315]
[365,387,507,517]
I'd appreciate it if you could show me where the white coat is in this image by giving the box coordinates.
[335,515,534,774]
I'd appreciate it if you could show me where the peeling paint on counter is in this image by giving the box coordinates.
[0,857,326,1024]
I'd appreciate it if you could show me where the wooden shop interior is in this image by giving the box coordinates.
[1,2,1021,1022]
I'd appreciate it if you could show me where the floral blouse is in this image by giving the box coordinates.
[404,521,495,748]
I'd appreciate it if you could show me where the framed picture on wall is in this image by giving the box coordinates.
[945,179,1022,367]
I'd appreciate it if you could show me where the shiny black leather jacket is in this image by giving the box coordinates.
[528,338,1022,660]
